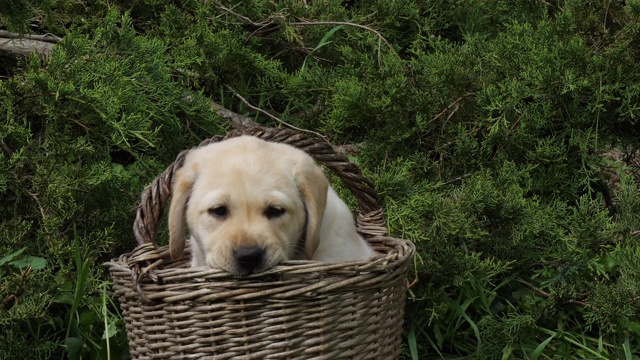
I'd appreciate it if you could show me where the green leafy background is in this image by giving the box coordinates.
[1,0,639,359]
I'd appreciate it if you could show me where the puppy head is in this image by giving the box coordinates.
[168,136,328,276]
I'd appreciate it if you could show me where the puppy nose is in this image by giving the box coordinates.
[233,246,264,273]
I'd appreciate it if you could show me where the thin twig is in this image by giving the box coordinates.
[516,277,601,313]
[445,103,459,123]
[206,95,361,153]
[603,1,611,33]
[0,141,12,158]
[28,191,48,225]
[565,299,600,311]
[442,173,472,186]
[517,277,552,297]
[439,103,460,137]
[60,113,91,132]
[431,92,476,123]
[492,111,526,159]
[224,85,329,142]
[407,278,418,290]
[289,20,395,54]
[213,1,279,26]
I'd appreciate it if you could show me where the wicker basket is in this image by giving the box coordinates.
[106,127,415,360]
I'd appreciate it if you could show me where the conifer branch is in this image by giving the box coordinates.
[442,173,472,186]
[0,38,298,136]
[492,111,526,159]
[0,29,354,151]
[516,277,601,313]
[2,266,31,310]
[211,2,395,61]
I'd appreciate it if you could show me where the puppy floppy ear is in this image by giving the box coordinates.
[168,157,199,261]
[294,159,329,260]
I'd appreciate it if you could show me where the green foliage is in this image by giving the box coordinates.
[1,9,223,358]
[0,0,105,33]
[2,0,640,359]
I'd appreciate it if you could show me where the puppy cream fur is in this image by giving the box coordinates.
[168,136,376,275]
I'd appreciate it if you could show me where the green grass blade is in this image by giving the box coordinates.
[63,229,92,359]
[0,247,26,266]
[447,297,482,354]
[536,327,609,359]
[316,25,345,48]
[530,331,555,360]
[623,335,633,360]
[102,282,112,360]
[408,321,419,360]
[300,25,345,71]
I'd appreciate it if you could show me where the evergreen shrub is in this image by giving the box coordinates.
[1,1,639,359]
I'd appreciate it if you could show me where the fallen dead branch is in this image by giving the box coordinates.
[208,99,259,129]
[0,30,60,58]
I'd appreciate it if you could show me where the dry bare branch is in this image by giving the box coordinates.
[209,101,258,128]
[0,37,55,58]
[431,92,477,123]
[516,277,601,313]
[224,84,329,142]
[0,31,61,58]
[0,30,62,44]
[212,1,281,27]
[0,141,12,158]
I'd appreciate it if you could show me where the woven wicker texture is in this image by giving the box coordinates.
[107,126,415,359]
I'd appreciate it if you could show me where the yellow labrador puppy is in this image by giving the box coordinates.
[168,136,377,276]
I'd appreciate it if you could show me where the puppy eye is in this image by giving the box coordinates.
[265,206,285,219]
[208,206,228,218]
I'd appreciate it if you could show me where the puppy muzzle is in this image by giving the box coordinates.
[233,246,265,275]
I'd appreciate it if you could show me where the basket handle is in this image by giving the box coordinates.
[133,126,386,247]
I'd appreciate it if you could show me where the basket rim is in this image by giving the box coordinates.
[109,235,414,276]
[106,235,415,303]
[120,126,415,303]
